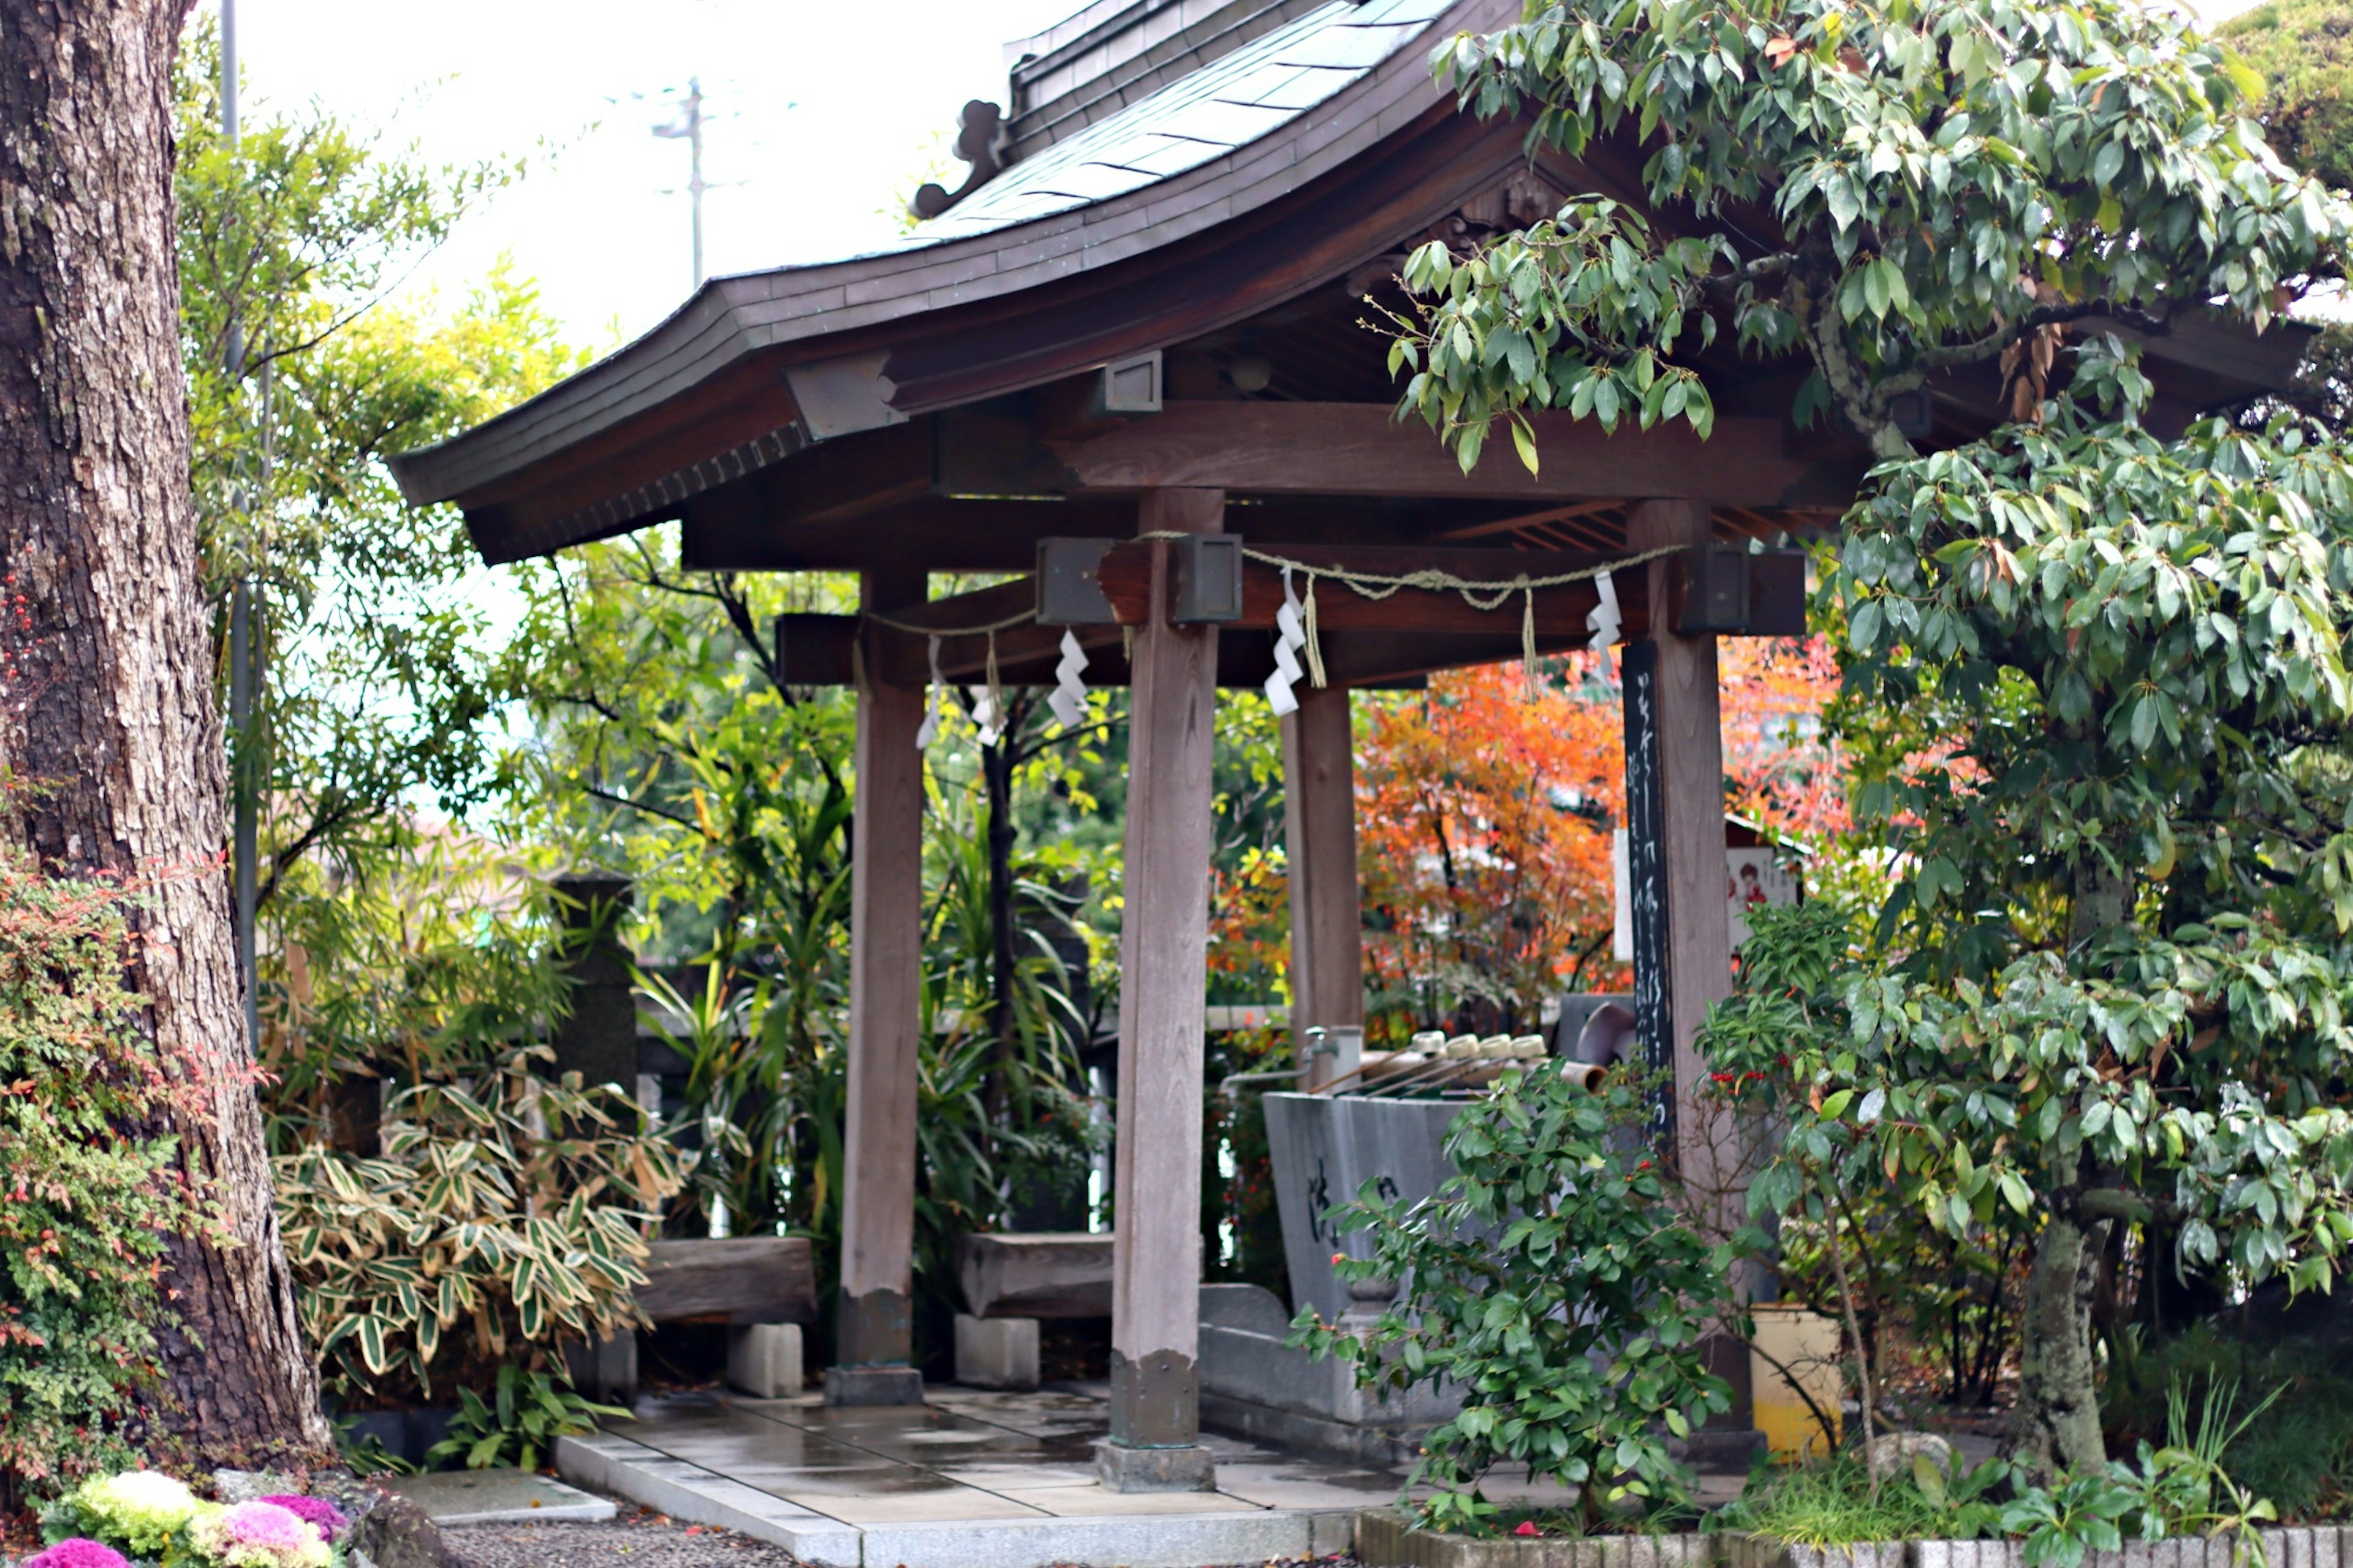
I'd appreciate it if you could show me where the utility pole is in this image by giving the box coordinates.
[224,0,260,1056]
[653,77,708,287]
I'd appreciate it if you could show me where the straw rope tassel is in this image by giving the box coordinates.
[1522,587,1537,702]
[1302,574,1328,689]
[986,629,1003,736]
[914,634,944,750]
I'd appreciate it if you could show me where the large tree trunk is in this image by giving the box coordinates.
[0,0,330,1465]
[2002,1208,2112,1478]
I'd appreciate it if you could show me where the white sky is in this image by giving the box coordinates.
[223,0,1077,351]
[230,0,2272,356]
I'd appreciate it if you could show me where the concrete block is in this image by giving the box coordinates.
[825,1362,925,1404]
[566,1330,637,1401]
[954,1313,1040,1390]
[728,1322,803,1398]
[1094,1437,1217,1491]
[860,1512,1312,1568]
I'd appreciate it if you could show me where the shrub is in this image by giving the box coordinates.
[2105,1325,2353,1522]
[1718,1381,2281,1567]
[275,1044,684,1403]
[1291,1064,1736,1533]
[2221,0,2353,191]
[258,846,687,1404]
[0,821,221,1500]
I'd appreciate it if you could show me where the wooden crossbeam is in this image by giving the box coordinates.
[772,613,1624,691]
[1093,542,1653,638]
[1056,403,1866,507]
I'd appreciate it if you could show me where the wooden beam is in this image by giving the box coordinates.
[1107,489,1221,1478]
[1094,542,1654,638]
[958,1232,1115,1321]
[834,565,928,1405]
[1058,403,1865,507]
[637,1238,818,1326]
[682,494,1139,572]
[1283,687,1363,1088]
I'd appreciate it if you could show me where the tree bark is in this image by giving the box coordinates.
[2002,1208,2112,1478]
[0,0,330,1464]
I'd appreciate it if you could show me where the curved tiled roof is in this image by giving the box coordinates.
[902,0,1454,246]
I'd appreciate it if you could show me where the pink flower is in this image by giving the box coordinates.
[1514,1521,1542,1537]
[190,1501,332,1568]
[259,1496,348,1544]
[26,1542,132,1568]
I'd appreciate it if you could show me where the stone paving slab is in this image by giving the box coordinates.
[382,1467,616,1525]
[554,1434,865,1568]
[557,1384,1398,1566]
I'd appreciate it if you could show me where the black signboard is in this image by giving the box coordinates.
[1618,641,1675,1150]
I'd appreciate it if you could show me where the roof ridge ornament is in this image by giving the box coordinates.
[910,100,1010,221]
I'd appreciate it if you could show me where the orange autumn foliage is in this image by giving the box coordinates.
[1350,640,1844,1039]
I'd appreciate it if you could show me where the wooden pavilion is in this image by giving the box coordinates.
[392,0,2305,1492]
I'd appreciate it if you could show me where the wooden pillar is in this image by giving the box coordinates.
[1621,498,1752,1444]
[1101,488,1222,1491]
[830,564,928,1406]
[1281,685,1362,1089]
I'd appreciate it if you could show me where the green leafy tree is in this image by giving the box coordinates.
[177,25,586,898]
[501,537,1108,1360]
[1396,0,2353,1475]
[2222,0,2353,192]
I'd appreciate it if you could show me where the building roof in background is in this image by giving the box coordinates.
[1002,0,1343,162]
[898,0,1454,248]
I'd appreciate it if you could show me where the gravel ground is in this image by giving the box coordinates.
[440,1512,805,1568]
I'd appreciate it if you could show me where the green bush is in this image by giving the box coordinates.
[276,1048,683,1405]
[262,851,686,1406]
[2222,0,2353,191]
[0,813,219,1501]
[2106,1325,2353,1521]
[1291,1064,1736,1534]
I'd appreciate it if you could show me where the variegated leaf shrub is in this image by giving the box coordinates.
[260,844,686,1406]
[275,1047,684,1403]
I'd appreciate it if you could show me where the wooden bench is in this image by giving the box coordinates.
[952,1232,1201,1390]
[573,1237,817,1401]
[637,1237,819,1325]
[957,1231,1115,1320]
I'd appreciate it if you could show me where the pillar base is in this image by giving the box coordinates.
[1093,1439,1217,1493]
[825,1365,925,1406]
[1108,1347,1200,1447]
